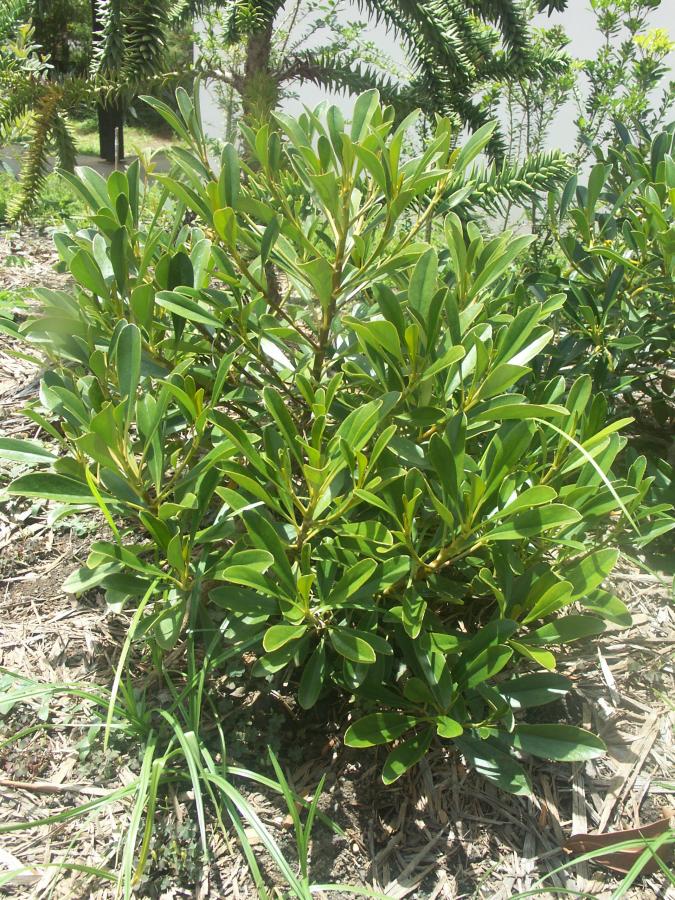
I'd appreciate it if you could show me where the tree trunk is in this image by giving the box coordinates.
[241,19,281,303]
[91,0,124,163]
[97,100,125,163]
[241,20,277,124]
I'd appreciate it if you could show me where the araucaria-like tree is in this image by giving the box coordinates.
[194,0,569,153]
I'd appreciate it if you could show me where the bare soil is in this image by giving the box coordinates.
[0,230,673,899]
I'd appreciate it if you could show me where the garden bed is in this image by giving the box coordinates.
[1,230,673,899]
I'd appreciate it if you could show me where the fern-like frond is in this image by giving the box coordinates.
[216,0,287,45]
[9,85,62,221]
[279,50,413,113]
[447,149,572,214]
[278,46,508,159]
[91,0,124,77]
[359,0,475,82]
[537,0,567,12]
[0,75,41,138]
[122,0,168,82]
[51,112,76,172]
[467,0,531,59]
[166,0,195,23]
[348,0,550,156]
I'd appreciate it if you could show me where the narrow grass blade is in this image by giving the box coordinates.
[204,770,306,897]
[610,831,675,899]
[310,885,394,898]
[268,749,305,872]
[510,831,675,898]
[134,755,167,886]
[301,775,326,873]
[158,714,209,860]
[0,862,117,888]
[0,783,138,834]
[104,580,158,751]
[227,765,344,837]
[120,731,156,899]
[85,466,121,543]
[535,418,639,532]
[220,797,270,900]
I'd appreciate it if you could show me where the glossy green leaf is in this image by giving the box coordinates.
[382,727,434,784]
[263,388,302,465]
[297,641,326,710]
[408,247,437,323]
[0,438,57,464]
[62,562,121,594]
[564,548,620,599]
[8,472,96,504]
[510,724,605,761]
[116,323,141,426]
[130,283,154,331]
[214,207,237,246]
[456,736,531,795]
[209,585,277,616]
[154,598,184,650]
[472,403,569,423]
[216,565,276,595]
[499,673,572,709]
[522,579,573,623]
[579,589,631,627]
[524,615,606,645]
[260,217,280,266]
[326,559,378,607]
[487,505,582,540]
[454,121,496,171]
[243,510,296,598]
[350,89,379,141]
[70,249,109,297]
[110,228,128,290]
[219,142,239,208]
[463,644,513,687]
[329,628,376,664]
[262,624,307,652]
[509,639,556,671]
[344,712,418,748]
[139,96,192,144]
[402,587,426,639]
[436,716,463,739]
[345,317,402,361]
[155,291,221,327]
[496,486,557,520]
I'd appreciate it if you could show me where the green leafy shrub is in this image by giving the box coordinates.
[533,122,675,425]
[2,88,666,794]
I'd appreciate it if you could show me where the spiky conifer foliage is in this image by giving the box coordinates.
[444,149,573,217]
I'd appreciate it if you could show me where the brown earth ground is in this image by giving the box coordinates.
[0,230,673,899]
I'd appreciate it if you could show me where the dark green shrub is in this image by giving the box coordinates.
[2,88,666,794]
[533,123,675,425]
